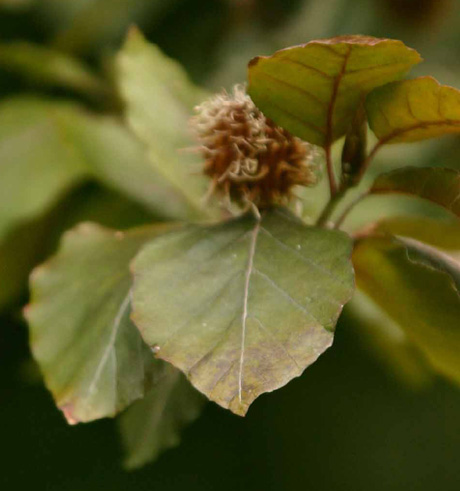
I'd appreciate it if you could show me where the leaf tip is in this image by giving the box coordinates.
[248,55,261,69]
[59,403,80,426]
[22,303,32,321]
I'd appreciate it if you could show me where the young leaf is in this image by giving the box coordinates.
[115,28,209,218]
[119,363,205,470]
[131,208,354,416]
[353,236,460,385]
[248,35,421,147]
[366,77,460,144]
[370,167,460,218]
[26,223,171,424]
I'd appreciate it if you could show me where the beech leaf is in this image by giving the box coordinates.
[353,236,460,385]
[346,290,433,388]
[248,35,421,147]
[366,77,460,144]
[0,41,107,98]
[0,97,90,241]
[115,28,209,218]
[26,223,170,424]
[119,364,205,470]
[372,216,460,251]
[131,208,354,416]
[370,167,460,218]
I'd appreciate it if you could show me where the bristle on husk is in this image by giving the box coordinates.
[190,85,319,208]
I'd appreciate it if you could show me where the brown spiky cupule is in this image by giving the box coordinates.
[190,85,319,209]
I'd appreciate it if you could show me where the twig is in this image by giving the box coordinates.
[333,192,370,229]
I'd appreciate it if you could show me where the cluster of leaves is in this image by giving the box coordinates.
[1,23,459,468]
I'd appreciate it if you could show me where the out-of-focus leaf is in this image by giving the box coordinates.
[397,236,460,293]
[115,28,209,219]
[26,223,171,424]
[0,41,107,98]
[372,216,460,250]
[0,218,50,310]
[63,109,206,221]
[353,235,460,385]
[131,207,354,416]
[119,363,205,470]
[0,184,156,311]
[0,0,34,9]
[345,290,433,388]
[0,97,90,241]
[370,167,460,217]
[0,95,201,230]
[40,0,179,55]
[53,184,156,233]
[248,35,421,147]
[366,77,460,144]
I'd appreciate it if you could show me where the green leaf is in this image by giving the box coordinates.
[366,77,460,144]
[370,167,460,218]
[0,41,107,98]
[396,237,460,294]
[115,28,209,218]
[372,216,460,251]
[131,207,354,416]
[0,97,90,241]
[345,290,433,389]
[0,185,155,312]
[248,35,421,147]
[0,94,201,229]
[353,235,460,385]
[62,109,206,221]
[0,218,50,310]
[26,223,170,424]
[119,364,205,470]
[48,0,178,55]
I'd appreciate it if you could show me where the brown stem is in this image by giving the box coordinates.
[317,139,382,228]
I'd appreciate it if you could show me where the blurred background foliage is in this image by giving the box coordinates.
[0,0,459,489]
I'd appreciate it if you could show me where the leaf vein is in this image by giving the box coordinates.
[251,316,302,372]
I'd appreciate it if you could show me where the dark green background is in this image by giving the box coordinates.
[2,309,460,490]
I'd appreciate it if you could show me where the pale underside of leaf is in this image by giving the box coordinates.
[131,208,354,416]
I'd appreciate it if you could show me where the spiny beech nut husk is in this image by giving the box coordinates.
[190,85,319,207]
